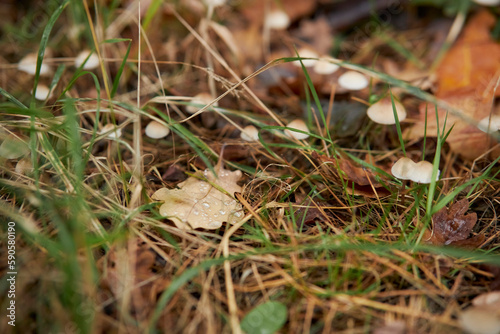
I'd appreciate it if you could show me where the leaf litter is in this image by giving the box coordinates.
[152,163,244,230]
[406,10,500,159]
[2,1,500,334]
[429,198,485,247]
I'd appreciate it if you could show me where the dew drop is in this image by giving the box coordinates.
[209,221,221,228]
[219,210,226,215]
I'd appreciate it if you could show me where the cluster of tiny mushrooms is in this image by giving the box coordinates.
[14,1,500,216]
[10,0,500,331]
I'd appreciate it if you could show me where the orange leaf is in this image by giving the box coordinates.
[436,10,500,97]
[406,10,500,159]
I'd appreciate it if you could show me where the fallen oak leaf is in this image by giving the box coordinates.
[152,165,244,230]
[313,152,382,186]
[405,10,500,160]
[99,241,169,320]
[405,90,500,160]
[435,10,500,97]
[430,198,484,247]
[293,196,331,225]
[313,152,391,198]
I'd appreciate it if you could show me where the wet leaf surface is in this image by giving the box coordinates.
[152,164,244,230]
[430,199,484,247]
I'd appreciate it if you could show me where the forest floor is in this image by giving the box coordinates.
[1,0,500,333]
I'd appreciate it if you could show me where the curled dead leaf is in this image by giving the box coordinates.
[313,152,390,198]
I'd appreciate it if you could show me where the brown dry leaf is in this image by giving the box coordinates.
[436,10,500,97]
[406,10,500,160]
[430,199,484,247]
[313,152,390,198]
[293,197,330,225]
[480,264,500,290]
[152,165,244,230]
[99,242,169,321]
[406,92,499,160]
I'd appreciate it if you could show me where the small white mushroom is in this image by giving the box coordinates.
[313,57,340,75]
[337,71,369,90]
[265,10,290,30]
[473,0,500,6]
[478,115,500,134]
[74,50,100,70]
[18,53,51,76]
[203,0,226,7]
[412,161,439,184]
[240,125,259,142]
[367,97,407,125]
[100,124,122,139]
[293,48,319,68]
[31,84,52,101]
[473,292,500,308]
[15,157,33,175]
[459,292,500,334]
[391,157,415,181]
[391,157,439,184]
[284,119,309,140]
[460,307,500,334]
[145,121,170,139]
[186,92,214,114]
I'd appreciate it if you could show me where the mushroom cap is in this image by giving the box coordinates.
[186,92,214,114]
[15,157,33,175]
[100,124,122,139]
[240,125,259,142]
[293,48,319,68]
[459,306,500,334]
[203,0,226,7]
[473,0,500,6]
[367,98,407,125]
[391,157,415,180]
[31,84,52,101]
[313,57,340,75]
[265,10,290,30]
[478,115,500,134]
[391,157,439,184]
[75,50,100,70]
[337,71,369,90]
[145,121,170,139]
[18,53,51,76]
[473,292,500,308]
[412,161,439,184]
[284,119,309,140]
